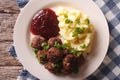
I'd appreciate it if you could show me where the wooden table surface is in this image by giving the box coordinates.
[0,0,23,80]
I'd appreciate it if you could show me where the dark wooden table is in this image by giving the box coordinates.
[0,0,23,80]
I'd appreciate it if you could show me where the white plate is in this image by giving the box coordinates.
[14,0,109,80]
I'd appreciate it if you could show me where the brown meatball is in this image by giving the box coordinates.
[45,62,61,73]
[47,47,63,62]
[77,54,84,65]
[37,50,47,64]
[62,54,79,73]
[31,36,45,49]
[61,68,71,74]
[62,49,69,56]
[48,37,62,47]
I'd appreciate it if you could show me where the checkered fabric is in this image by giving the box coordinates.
[8,0,120,80]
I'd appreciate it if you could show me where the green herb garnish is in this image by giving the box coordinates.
[76,51,82,56]
[72,31,78,37]
[40,54,46,58]
[72,27,85,37]
[54,42,61,49]
[70,48,77,54]
[65,19,73,24]
[41,42,50,50]
[41,42,48,46]
[62,43,70,49]
[75,18,80,24]
[68,25,71,28]
[64,14,68,18]
[80,44,86,49]
[52,63,61,68]
[44,45,50,50]
[32,48,38,54]
[86,18,90,24]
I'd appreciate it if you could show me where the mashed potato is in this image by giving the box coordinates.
[57,7,94,53]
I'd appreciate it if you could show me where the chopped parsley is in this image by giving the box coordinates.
[68,25,71,28]
[65,19,73,24]
[54,42,70,50]
[70,48,77,54]
[72,27,85,37]
[54,42,61,49]
[61,43,70,49]
[80,44,86,49]
[86,18,90,24]
[52,63,61,68]
[75,18,80,24]
[76,51,82,57]
[32,48,38,54]
[41,42,50,50]
[40,54,46,58]
[70,48,83,56]
[64,14,68,18]
[72,31,78,37]
[41,42,47,46]
[44,45,50,50]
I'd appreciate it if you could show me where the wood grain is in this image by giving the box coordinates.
[0,13,21,66]
[0,42,21,66]
[0,0,20,14]
[0,13,18,41]
[0,66,22,80]
[0,0,23,80]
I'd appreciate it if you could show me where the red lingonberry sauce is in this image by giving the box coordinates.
[30,8,60,40]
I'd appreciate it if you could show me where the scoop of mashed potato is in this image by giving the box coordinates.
[57,7,94,53]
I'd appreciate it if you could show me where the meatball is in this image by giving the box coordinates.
[62,54,79,73]
[77,54,84,65]
[62,49,69,56]
[45,62,61,73]
[37,50,47,64]
[48,37,62,47]
[47,47,63,62]
[31,36,45,49]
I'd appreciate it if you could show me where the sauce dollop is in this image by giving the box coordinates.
[30,8,60,40]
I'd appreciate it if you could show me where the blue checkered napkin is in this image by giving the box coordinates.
[16,0,29,8]
[9,0,120,80]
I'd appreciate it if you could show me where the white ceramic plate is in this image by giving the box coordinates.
[14,0,109,80]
